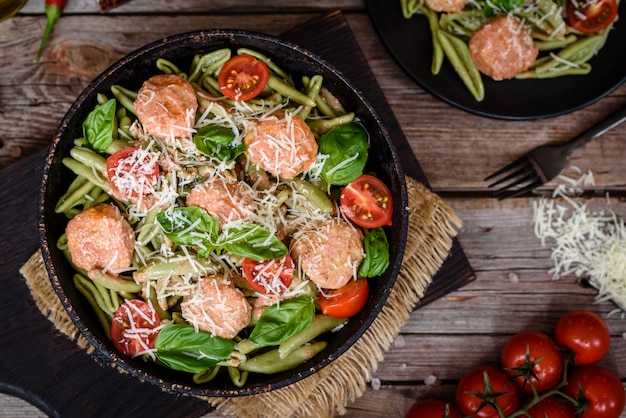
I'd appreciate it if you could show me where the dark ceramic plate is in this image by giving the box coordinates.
[366,0,626,120]
[38,30,408,397]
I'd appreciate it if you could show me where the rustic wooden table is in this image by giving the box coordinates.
[1,0,625,417]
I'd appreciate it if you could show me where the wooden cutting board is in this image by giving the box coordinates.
[0,10,474,417]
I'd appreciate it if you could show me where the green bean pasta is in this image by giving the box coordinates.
[400,0,620,101]
[56,46,396,385]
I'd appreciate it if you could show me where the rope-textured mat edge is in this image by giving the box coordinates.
[20,253,95,354]
[19,176,462,418]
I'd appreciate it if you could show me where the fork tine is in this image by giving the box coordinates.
[495,179,544,200]
[492,172,538,194]
[483,157,527,182]
[486,164,534,188]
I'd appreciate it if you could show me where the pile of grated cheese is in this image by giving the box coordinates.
[532,169,626,312]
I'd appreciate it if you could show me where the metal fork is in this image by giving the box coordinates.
[485,106,626,200]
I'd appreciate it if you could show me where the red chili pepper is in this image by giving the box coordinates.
[35,0,67,62]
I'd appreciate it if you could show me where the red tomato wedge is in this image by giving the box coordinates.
[567,0,618,34]
[318,277,369,318]
[241,255,294,295]
[340,174,393,228]
[106,147,159,200]
[111,299,162,357]
[218,54,269,101]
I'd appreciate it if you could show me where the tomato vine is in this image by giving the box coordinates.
[405,310,625,418]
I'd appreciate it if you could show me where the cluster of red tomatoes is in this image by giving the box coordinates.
[405,310,625,418]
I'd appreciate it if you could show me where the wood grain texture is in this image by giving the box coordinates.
[19,0,367,14]
[2,2,626,417]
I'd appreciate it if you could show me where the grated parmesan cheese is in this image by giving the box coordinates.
[533,171,626,311]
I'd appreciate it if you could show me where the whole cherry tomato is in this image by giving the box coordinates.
[405,399,462,418]
[501,331,563,394]
[563,365,625,418]
[455,366,521,418]
[527,395,576,418]
[554,310,610,365]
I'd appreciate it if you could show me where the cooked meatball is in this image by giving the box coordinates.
[469,15,538,81]
[180,275,251,339]
[243,112,318,179]
[425,0,468,13]
[65,204,135,277]
[104,147,160,212]
[186,175,256,224]
[134,74,198,141]
[290,218,364,289]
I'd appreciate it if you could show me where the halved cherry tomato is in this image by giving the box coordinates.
[106,147,159,200]
[339,174,393,229]
[217,54,269,101]
[567,0,618,34]
[110,299,162,357]
[500,331,563,394]
[241,255,294,295]
[554,309,610,365]
[318,277,369,318]
[405,399,462,418]
[563,365,625,418]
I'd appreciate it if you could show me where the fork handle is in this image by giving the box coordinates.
[561,106,626,157]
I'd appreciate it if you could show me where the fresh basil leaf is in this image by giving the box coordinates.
[157,206,219,257]
[319,122,369,186]
[157,208,287,260]
[249,296,315,346]
[193,125,246,162]
[358,227,390,278]
[155,324,235,373]
[217,223,288,261]
[82,99,116,152]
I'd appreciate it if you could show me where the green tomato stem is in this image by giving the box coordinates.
[500,356,580,418]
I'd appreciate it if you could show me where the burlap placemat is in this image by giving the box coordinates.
[20,176,461,418]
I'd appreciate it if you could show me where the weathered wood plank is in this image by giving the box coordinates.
[19,0,366,14]
[4,381,626,418]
